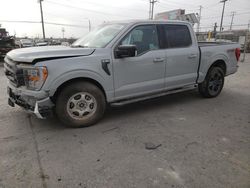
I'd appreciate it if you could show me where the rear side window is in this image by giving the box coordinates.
[163,25,192,48]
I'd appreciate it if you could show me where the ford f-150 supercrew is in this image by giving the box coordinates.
[4,20,241,128]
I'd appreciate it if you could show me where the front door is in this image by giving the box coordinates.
[112,24,166,100]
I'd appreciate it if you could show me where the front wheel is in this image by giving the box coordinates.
[55,81,106,128]
[198,66,225,98]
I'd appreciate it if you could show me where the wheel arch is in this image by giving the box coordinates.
[198,59,225,98]
[209,59,227,75]
[51,77,107,103]
[198,58,227,83]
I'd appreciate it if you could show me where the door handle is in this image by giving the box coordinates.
[153,58,165,63]
[188,54,197,59]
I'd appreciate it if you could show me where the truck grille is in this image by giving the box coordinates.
[4,57,25,87]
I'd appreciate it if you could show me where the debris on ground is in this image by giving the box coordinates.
[145,142,162,150]
[102,127,119,133]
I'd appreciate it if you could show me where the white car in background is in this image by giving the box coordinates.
[19,39,33,48]
[35,42,48,46]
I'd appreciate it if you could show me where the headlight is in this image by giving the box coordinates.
[22,66,48,90]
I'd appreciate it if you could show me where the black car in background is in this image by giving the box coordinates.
[0,28,15,58]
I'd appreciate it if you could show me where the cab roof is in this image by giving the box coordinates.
[104,19,191,26]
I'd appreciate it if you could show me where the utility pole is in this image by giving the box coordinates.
[88,19,91,32]
[213,22,218,38]
[83,18,91,32]
[229,11,236,30]
[241,20,250,62]
[196,5,203,33]
[151,0,157,20]
[38,0,46,40]
[149,0,157,20]
[149,0,152,19]
[219,0,228,32]
[61,27,65,39]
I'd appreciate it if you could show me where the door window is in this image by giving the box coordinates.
[163,25,192,48]
[121,25,159,55]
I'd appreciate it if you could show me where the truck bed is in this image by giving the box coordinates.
[197,41,240,84]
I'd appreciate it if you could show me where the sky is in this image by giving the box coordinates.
[0,0,249,39]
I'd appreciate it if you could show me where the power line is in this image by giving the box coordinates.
[157,1,192,11]
[45,21,88,28]
[43,10,96,28]
[159,0,195,8]
[201,11,250,20]
[0,20,88,28]
[203,2,220,9]
[65,0,147,13]
[199,23,249,29]
[45,0,141,19]
[233,11,250,16]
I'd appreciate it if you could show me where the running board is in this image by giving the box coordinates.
[111,85,197,107]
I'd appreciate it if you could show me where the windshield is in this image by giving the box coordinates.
[72,24,125,48]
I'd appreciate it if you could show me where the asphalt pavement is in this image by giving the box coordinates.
[0,55,249,188]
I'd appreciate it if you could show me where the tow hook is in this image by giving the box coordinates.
[8,98,15,107]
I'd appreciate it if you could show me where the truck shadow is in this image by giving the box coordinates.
[31,90,200,130]
[30,87,249,131]
[103,90,200,122]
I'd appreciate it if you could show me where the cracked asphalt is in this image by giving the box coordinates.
[0,55,249,188]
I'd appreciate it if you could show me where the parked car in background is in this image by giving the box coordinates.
[35,42,48,46]
[19,39,33,48]
[0,37,15,57]
[50,39,61,45]
[4,20,240,128]
[61,41,70,46]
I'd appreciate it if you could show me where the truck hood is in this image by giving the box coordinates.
[7,45,95,63]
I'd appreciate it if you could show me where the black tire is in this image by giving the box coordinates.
[198,66,225,98]
[55,81,106,128]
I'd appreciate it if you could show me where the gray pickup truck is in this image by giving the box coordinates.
[4,20,240,128]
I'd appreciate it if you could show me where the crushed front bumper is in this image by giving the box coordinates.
[7,85,54,118]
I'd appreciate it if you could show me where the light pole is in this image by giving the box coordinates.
[38,0,46,40]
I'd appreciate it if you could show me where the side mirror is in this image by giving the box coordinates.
[115,45,137,58]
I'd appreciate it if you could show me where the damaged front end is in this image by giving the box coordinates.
[4,56,54,118]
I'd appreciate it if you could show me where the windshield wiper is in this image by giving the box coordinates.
[71,45,89,48]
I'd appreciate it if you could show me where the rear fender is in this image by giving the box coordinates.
[198,53,228,83]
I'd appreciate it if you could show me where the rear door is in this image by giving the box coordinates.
[162,24,199,89]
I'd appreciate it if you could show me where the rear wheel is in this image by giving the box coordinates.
[198,66,225,98]
[55,81,106,128]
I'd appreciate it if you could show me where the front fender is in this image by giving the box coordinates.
[46,69,108,98]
